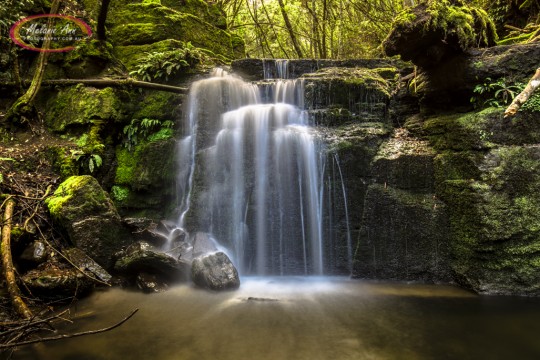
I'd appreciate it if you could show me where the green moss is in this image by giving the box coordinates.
[46,175,111,221]
[422,108,501,151]
[115,147,137,186]
[110,3,235,59]
[435,143,540,294]
[521,92,540,113]
[133,91,180,120]
[64,39,113,63]
[111,185,130,202]
[46,146,79,180]
[45,86,126,133]
[115,135,175,190]
[425,0,497,49]
[114,39,184,72]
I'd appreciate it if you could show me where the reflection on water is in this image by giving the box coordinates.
[13,278,540,360]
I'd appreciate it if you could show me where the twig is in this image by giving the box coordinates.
[23,185,53,232]
[0,309,139,349]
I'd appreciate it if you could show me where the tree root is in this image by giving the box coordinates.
[1,198,33,320]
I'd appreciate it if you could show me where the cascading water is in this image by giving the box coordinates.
[175,62,350,276]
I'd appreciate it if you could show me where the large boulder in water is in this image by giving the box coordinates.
[191,252,240,291]
[114,241,190,288]
[46,176,133,269]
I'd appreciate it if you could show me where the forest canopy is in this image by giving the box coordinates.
[216,0,540,59]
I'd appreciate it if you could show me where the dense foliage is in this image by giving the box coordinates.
[216,0,539,59]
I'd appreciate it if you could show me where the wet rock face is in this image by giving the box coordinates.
[191,252,240,291]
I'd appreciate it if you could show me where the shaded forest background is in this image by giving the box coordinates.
[215,0,539,59]
[1,0,539,62]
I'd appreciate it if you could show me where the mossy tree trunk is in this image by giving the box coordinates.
[5,0,61,124]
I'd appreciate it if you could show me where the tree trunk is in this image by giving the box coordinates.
[1,199,33,320]
[97,0,111,41]
[5,0,61,124]
[504,67,540,117]
[277,0,304,58]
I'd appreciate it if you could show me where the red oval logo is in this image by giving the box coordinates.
[10,14,92,52]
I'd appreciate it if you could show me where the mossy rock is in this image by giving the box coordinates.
[45,86,127,133]
[423,108,540,151]
[303,68,395,121]
[383,0,497,68]
[354,184,451,282]
[113,132,176,218]
[48,39,114,78]
[46,176,132,268]
[46,145,79,180]
[114,39,183,72]
[435,146,540,295]
[372,129,436,193]
[110,3,237,59]
[132,91,181,121]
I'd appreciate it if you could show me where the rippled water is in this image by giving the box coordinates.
[13,278,540,360]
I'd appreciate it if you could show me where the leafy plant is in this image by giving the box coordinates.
[122,118,174,151]
[70,149,103,173]
[129,43,205,82]
[470,77,522,108]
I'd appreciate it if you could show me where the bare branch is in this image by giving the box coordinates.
[0,309,139,349]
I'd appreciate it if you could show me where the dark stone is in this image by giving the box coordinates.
[136,272,169,293]
[354,184,452,283]
[114,241,190,283]
[122,217,171,247]
[191,252,240,291]
[22,263,95,300]
[19,241,49,264]
[63,248,112,284]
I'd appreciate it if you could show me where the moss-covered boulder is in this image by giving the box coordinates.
[108,2,243,70]
[45,86,127,133]
[46,176,133,268]
[383,0,497,68]
[303,67,396,124]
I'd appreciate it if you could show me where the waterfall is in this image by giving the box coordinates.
[175,63,350,276]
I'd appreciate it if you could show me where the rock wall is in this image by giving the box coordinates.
[231,48,540,295]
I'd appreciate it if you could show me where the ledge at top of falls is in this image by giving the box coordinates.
[231,58,409,81]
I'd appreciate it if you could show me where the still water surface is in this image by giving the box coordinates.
[14,277,540,360]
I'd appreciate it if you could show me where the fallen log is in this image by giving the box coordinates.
[1,78,188,94]
[504,67,540,118]
[1,198,33,320]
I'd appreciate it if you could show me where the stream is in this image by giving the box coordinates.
[13,278,540,360]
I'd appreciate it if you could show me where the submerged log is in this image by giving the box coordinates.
[1,198,33,319]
